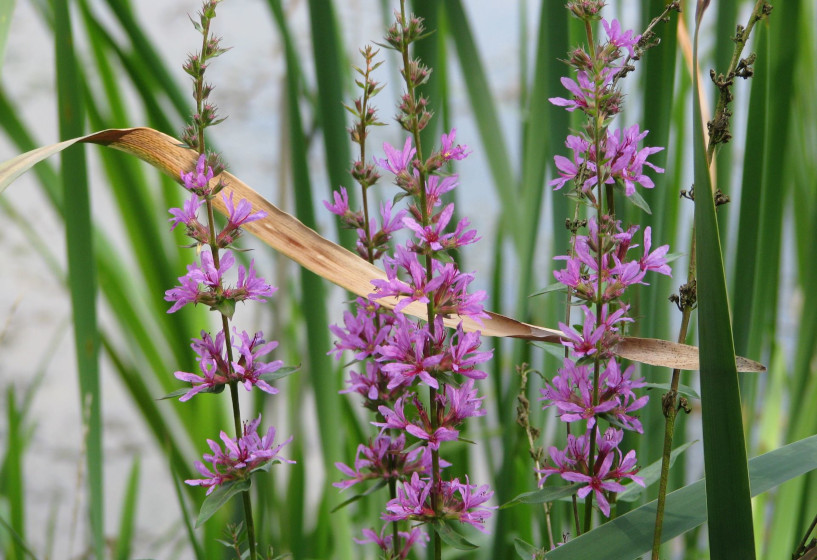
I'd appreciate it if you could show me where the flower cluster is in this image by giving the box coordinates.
[166,154,294,496]
[331,132,495,536]
[538,427,642,517]
[186,415,295,495]
[173,328,284,401]
[383,472,494,532]
[536,11,670,521]
[328,17,495,555]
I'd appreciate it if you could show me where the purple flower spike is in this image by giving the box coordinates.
[185,414,294,495]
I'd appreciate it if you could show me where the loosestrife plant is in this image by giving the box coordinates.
[536,1,671,538]
[326,5,494,559]
[162,2,294,558]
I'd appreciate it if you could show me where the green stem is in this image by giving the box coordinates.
[651,219,697,560]
[229,381,257,560]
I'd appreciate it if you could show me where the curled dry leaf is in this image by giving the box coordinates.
[0,127,765,373]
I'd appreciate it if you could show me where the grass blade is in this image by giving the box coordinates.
[53,1,104,556]
[114,458,140,560]
[691,7,755,558]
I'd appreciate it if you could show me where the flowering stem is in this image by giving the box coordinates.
[204,156,258,560]
[397,0,442,555]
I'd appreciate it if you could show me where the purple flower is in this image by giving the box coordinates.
[164,269,204,313]
[217,192,266,246]
[445,325,492,380]
[181,154,215,196]
[223,191,266,228]
[226,260,277,303]
[168,194,206,239]
[403,203,456,252]
[377,316,444,389]
[549,70,613,114]
[173,328,284,400]
[384,473,495,532]
[329,300,390,361]
[558,306,606,357]
[439,378,486,425]
[185,415,294,495]
[561,451,625,517]
[602,18,640,59]
[608,125,665,196]
[439,128,470,162]
[231,329,283,394]
[377,137,416,175]
[323,186,352,217]
[548,135,589,191]
[424,174,458,210]
[370,247,441,313]
[639,226,671,276]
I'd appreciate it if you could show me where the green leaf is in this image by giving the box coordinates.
[196,478,252,528]
[114,458,140,560]
[258,365,300,383]
[616,441,695,503]
[54,1,104,557]
[514,537,542,560]
[616,180,652,215]
[432,520,478,550]
[330,479,388,513]
[642,382,700,400]
[529,282,568,298]
[692,11,756,558]
[212,298,236,319]
[502,484,579,509]
[158,385,225,400]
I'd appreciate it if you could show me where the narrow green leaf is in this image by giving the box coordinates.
[529,282,568,298]
[545,435,817,559]
[258,365,300,383]
[432,521,478,551]
[688,11,755,557]
[53,1,104,557]
[3,387,26,560]
[196,478,252,528]
[502,485,579,509]
[616,441,695,503]
[330,479,388,513]
[514,537,542,560]
[642,382,700,401]
[114,458,140,560]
